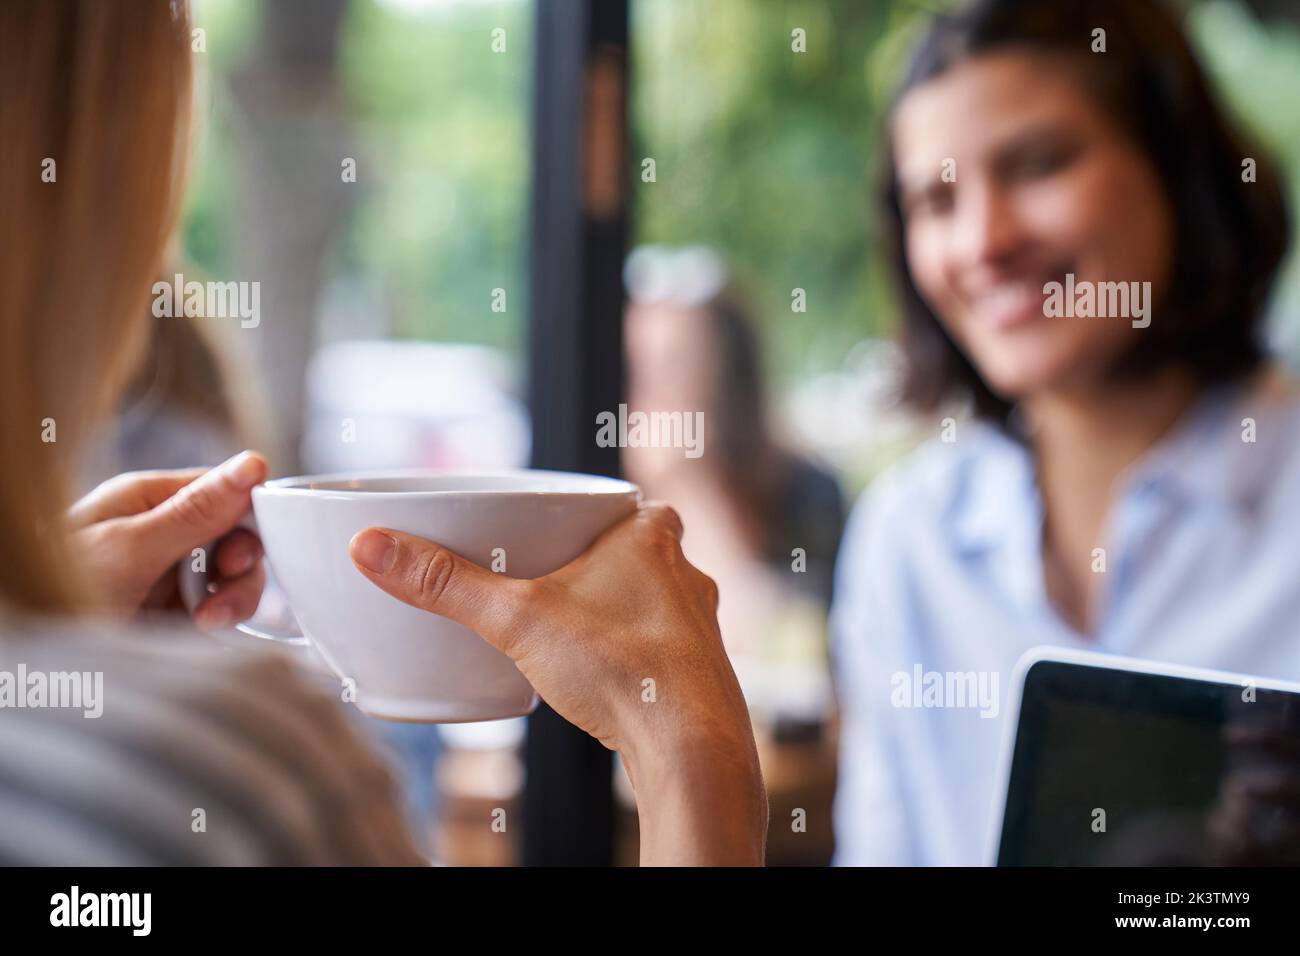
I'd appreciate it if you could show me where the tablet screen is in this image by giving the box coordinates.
[997,660,1300,866]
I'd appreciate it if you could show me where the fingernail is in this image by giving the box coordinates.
[352,530,396,574]
[223,451,264,491]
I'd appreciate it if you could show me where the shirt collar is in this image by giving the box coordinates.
[1123,377,1279,511]
[947,375,1290,554]
[948,419,1039,555]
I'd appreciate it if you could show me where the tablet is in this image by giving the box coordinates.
[990,648,1300,866]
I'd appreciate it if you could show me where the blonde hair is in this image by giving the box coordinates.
[0,1,193,613]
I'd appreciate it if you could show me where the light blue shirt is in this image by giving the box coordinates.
[831,376,1300,866]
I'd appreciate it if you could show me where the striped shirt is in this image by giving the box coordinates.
[0,616,426,865]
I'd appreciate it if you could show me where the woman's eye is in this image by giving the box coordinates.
[906,185,955,217]
[1008,145,1077,180]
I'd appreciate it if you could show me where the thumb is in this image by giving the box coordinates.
[349,528,531,653]
[128,451,267,575]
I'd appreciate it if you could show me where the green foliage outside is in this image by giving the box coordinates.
[181,0,1300,386]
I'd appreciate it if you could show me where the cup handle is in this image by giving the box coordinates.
[176,516,311,647]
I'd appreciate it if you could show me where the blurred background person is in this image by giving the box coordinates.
[624,246,843,720]
[624,245,844,863]
[833,0,1299,866]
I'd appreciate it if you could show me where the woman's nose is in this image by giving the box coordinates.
[951,182,1027,269]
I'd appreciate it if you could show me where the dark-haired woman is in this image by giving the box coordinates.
[832,0,1300,865]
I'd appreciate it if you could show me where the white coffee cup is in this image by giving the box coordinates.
[206,469,640,723]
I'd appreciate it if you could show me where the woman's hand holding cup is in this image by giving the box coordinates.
[350,502,768,865]
[68,450,268,629]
